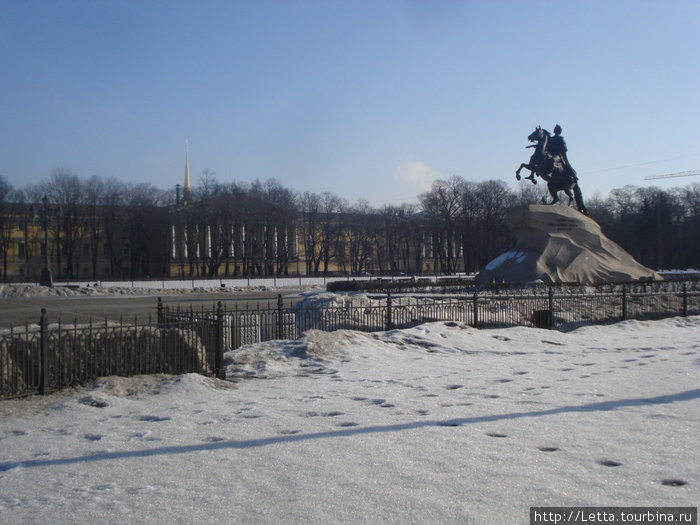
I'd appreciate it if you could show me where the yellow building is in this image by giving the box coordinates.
[0,201,118,281]
[1,148,465,282]
[0,203,40,280]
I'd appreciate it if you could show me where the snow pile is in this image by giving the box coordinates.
[0,317,698,524]
[292,291,471,332]
[226,329,370,380]
[293,291,377,310]
[0,284,196,298]
[0,283,324,299]
[484,250,529,271]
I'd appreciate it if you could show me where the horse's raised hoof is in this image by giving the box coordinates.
[516,174,521,181]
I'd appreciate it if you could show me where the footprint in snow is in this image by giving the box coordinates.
[137,415,171,422]
[80,396,109,408]
[303,411,343,418]
[492,335,511,342]
[661,479,687,487]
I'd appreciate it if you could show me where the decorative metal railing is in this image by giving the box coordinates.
[2,281,698,400]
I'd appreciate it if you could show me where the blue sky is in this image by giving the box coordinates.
[1,0,699,206]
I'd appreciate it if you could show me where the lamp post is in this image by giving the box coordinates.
[39,195,53,287]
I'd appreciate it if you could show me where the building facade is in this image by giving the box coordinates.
[0,150,467,281]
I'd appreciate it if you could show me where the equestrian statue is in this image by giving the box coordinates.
[516,125,588,215]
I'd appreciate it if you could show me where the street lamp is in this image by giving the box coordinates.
[40,195,53,287]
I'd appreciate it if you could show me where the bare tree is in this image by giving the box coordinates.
[261,179,297,275]
[676,184,700,269]
[99,177,127,278]
[123,183,169,278]
[319,192,346,275]
[299,191,322,275]
[373,204,417,274]
[344,200,376,275]
[0,175,13,280]
[473,180,514,270]
[44,169,86,278]
[419,177,462,274]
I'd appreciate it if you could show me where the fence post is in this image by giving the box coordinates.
[386,293,393,331]
[39,308,51,395]
[215,301,225,380]
[548,285,555,330]
[277,294,284,339]
[621,285,628,321]
[472,290,479,328]
[157,297,163,325]
[682,284,688,317]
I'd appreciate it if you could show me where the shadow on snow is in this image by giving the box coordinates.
[2,388,698,472]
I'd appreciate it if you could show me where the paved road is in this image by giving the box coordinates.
[0,288,313,328]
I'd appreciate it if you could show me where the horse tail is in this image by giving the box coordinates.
[573,184,588,215]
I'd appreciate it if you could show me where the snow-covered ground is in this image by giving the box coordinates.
[0,283,326,299]
[0,275,377,297]
[0,316,698,524]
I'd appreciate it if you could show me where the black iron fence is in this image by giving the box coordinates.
[2,281,698,400]
[1,308,224,400]
[219,281,698,342]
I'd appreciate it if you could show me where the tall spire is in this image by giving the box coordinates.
[183,140,192,203]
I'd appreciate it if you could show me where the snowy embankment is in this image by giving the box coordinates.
[0,282,325,299]
[0,275,363,298]
[0,316,698,524]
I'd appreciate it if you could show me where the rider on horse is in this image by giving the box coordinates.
[545,124,576,185]
[515,124,588,215]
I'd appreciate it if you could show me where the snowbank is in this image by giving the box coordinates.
[0,316,698,524]
[0,283,324,299]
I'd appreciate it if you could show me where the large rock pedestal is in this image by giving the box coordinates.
[477,204,660,285]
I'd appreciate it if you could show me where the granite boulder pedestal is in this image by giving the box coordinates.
[477,204,660,285]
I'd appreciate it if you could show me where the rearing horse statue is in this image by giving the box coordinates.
[516,126,588,215]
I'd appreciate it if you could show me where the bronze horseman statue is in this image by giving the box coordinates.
[516,124,588,215]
